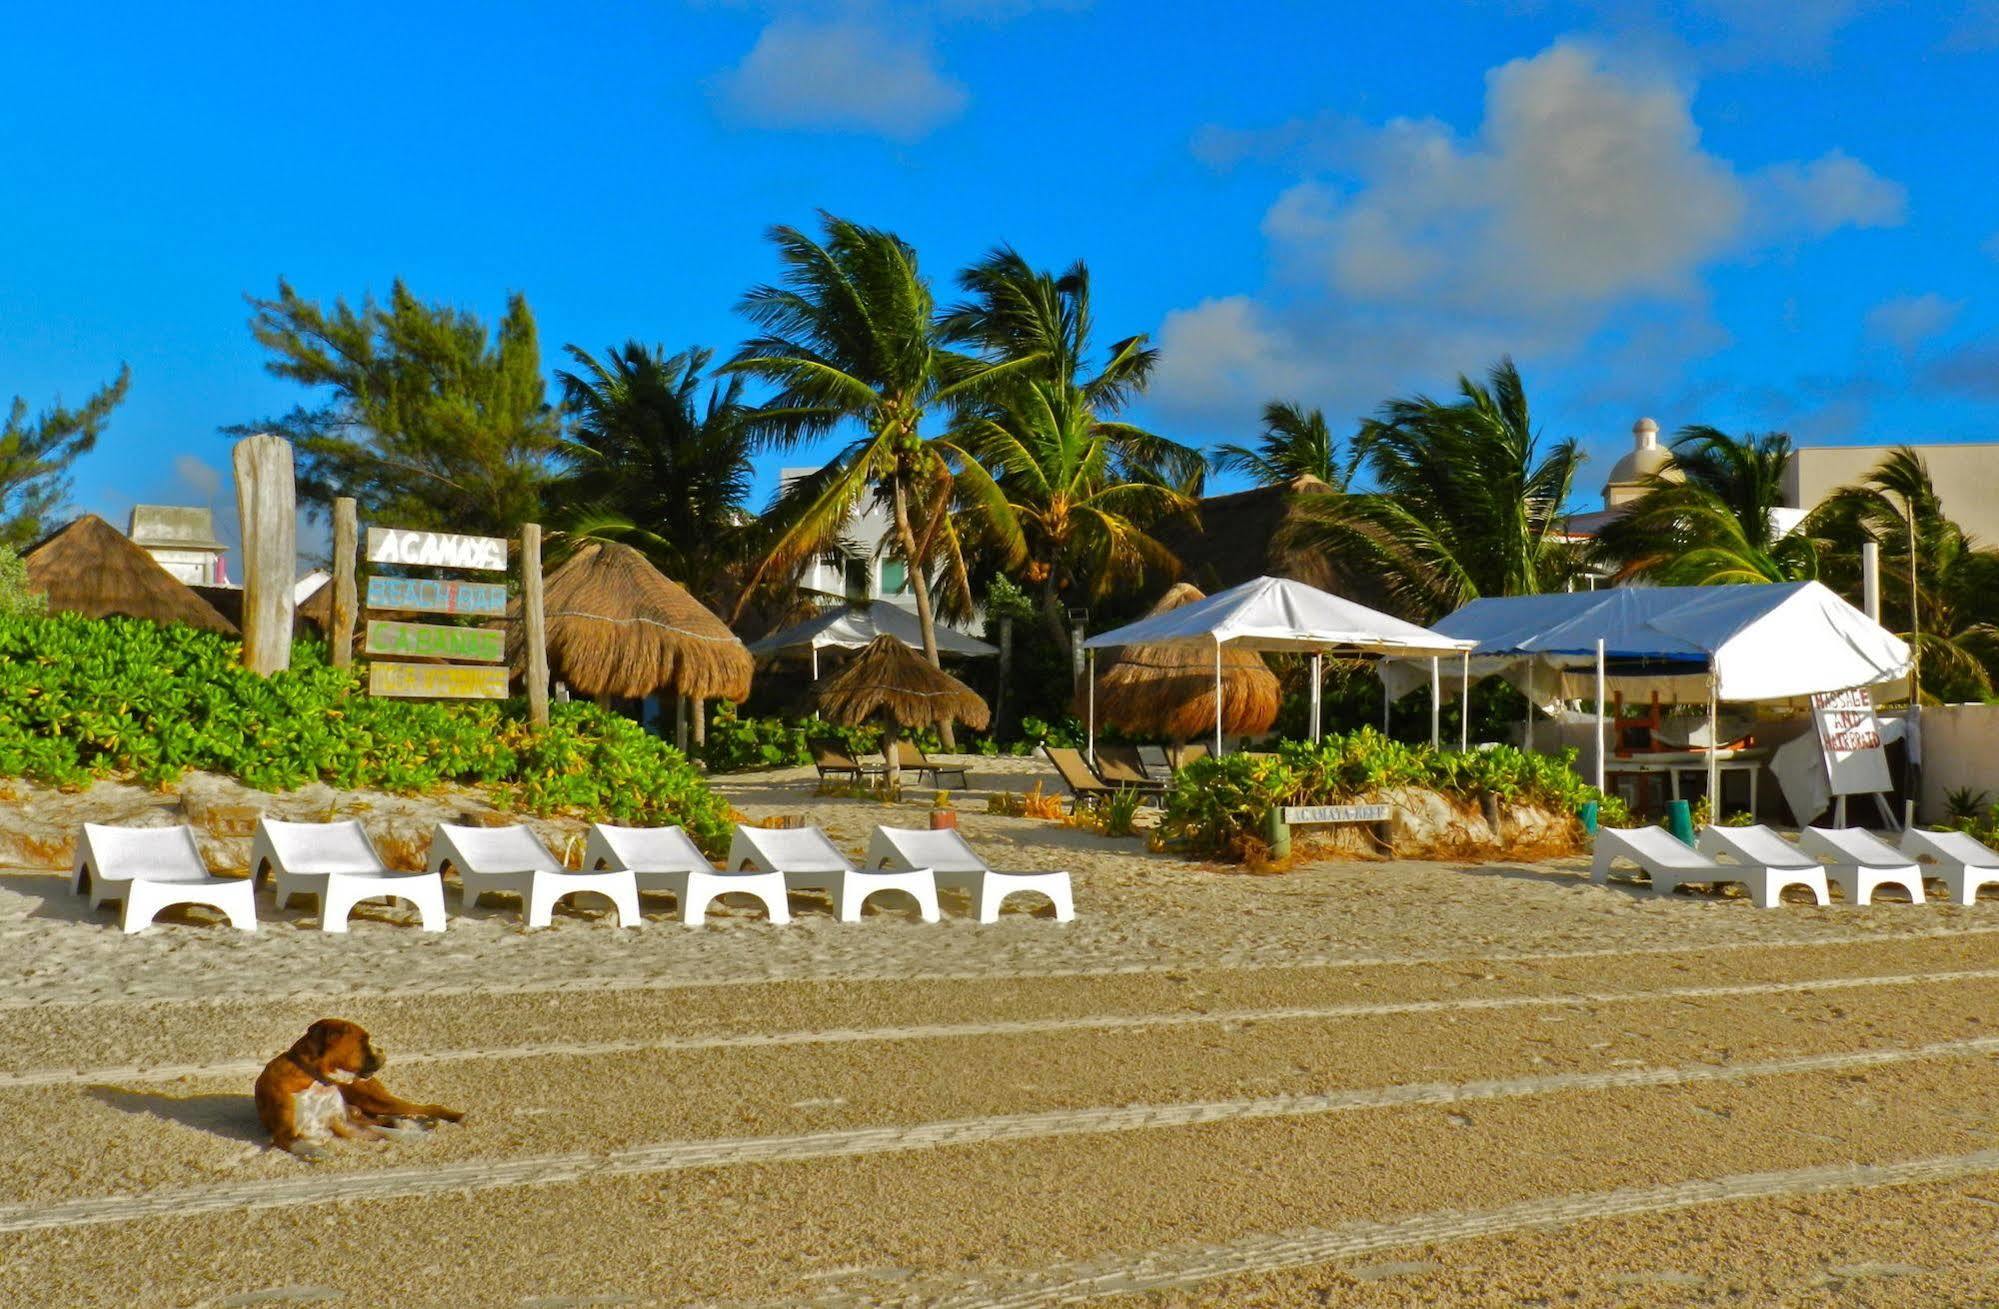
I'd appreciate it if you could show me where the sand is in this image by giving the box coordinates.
[2,753,1998,1306]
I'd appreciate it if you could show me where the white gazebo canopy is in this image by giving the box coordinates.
[1081,575,1476,753]
[748,601,996,678]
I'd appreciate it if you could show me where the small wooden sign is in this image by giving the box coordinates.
[365,619,505,663]
[368,661,510,700]
[366,575,508,617]
[367,527,508,572]
[1281,803,1392,825]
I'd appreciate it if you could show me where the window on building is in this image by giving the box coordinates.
[880,560,908,595]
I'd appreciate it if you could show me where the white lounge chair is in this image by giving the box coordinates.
[584,823,789,926]
[427,823,640,927]
[249,818,447,933]
[864,826,1074,923]
[1591,826,1767,903]
[1900,828,1999,906]
[70,823,257,934]
[1797,827,1926,906]
[1692,825,1833,908]
[725,825,939,923]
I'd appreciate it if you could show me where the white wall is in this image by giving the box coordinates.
[1915,703,1999,825]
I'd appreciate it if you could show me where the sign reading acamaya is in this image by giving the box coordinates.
[366,527,508,572]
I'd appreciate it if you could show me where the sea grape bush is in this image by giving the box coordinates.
[1162,729,1611,860]
[0,613,729,848]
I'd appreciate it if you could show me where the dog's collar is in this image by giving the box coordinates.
[283,1050,351,1085]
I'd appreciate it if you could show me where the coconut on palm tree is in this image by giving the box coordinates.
[1592,426,1817,586]
[1214,402,1349,489]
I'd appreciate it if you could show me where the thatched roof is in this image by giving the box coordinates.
[1081,582,1279,740]
[1150,476,1391,610]
[524,542,752,701]
[814,635,990,731]
[24,515,237,634]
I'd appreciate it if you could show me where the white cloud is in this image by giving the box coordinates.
[1864,293,1961,356]
[1755,150,1907,236]
[714,16,967,140]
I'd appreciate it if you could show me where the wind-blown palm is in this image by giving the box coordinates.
[552,342,752,606]
[1276,358,1584,619]
[1213,402,1349,489]
[1593,426,1816,585]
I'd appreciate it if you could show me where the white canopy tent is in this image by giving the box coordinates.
[1081,575,1476,755]
[1377,582,1913,804]
[748,601,997,678]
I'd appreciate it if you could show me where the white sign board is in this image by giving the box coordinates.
[1281,804,1391,825]
[1812,687,1892,797]
[367,527,508,572]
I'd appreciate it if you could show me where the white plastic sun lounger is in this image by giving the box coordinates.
[428,823,640,927]
[584,823,789,926]
[1692,825,1832,908]
[864,826,1074,923]
[726,825,939,923]
[250,817,447,933]
[1591,826,1755,902]
[70,823,257,934]
[1797,827,1926,906]
[1900,828,1999,906]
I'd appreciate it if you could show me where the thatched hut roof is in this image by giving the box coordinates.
[814,635,990,731]
[1081,582,1279,740]
[1149,476,1393,611]
[24,515,237,634]
[525,542,752,701]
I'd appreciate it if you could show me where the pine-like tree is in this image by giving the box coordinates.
[0,368,132,547]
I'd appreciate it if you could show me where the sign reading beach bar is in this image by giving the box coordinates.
[365,619,505,663]
[369,661,509,699]
[366,575,507,617]
[366,527,508,572]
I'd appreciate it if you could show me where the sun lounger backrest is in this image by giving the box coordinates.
[1174,743,1210,768]
[81,823,209,882]
[893,741,929,768]
[1905,827,1999,867]
[1601,825,1721,871]
[257,818,387,874]
[811,742,860,769]
[730,825,853,872]
[589,823,710,873]
[1802,826,1907,865]
[1137,746,1171,773]
[867,825,986,873]
[1698,824,1815,868]
[1043,747,1108,792]
[435,823,563,873]
[1095,746,1150,785]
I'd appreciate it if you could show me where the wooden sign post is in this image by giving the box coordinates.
[330,497,357,668]
[521,523,549,729]
[233,434,297,676]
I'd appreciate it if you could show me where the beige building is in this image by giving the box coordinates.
[127,505,228,586]
[1783,443,1999,544]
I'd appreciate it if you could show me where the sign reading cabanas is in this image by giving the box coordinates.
[365,619,504,662]
[366,527,508,572]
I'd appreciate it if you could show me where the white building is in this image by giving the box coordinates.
[783,468,917,608]
[127,505,228,585]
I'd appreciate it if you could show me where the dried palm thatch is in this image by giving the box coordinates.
[1082,582,1279,740]
[814,635,990,732]
[24,515,237,634]
[524,542,752,701]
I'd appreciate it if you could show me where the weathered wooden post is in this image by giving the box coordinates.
[232,434,296,675]
[330,497,358,668]
[692,696,707,748]
[521,522,550,729]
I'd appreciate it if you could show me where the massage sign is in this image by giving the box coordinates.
[362,528,511,699]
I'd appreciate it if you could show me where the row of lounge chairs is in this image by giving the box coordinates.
[1041,744,1209,811]
[70,818,1073,933]
[1591,823,1999,907]
[812,742,967,789]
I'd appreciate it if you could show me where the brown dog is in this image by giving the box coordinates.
[254,1019,463,1158]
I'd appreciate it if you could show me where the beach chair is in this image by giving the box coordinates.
[865,826,1074,923]
[811,742,880,785]
[1136,746,1174,781]
[427,823,640,927]
[1042,746,1116,812]
[893,741,968,790]
[249,818,447,933]
[1590,825,1781,903]
[1096,745,1168,795]
[70,823,257,934]
[1692,825,1833,908]
[1900,828,1999,905]
[1171,743,1210,769]
[725,824,938,923]
[584,823,789,925]
[1797,827,1927,906]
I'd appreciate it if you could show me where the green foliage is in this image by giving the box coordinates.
[0,367,131,547]
[1592,426,1816,586]
[700,702,876,772]
[0,543,43,617]
[1097,787,1143,838]
[230,279,559,538]
[1213,401,1351,490]
[0,614,728,848]
[1161,730,1608,860]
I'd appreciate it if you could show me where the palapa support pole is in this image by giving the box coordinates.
[1429,657,1440,749]
[1214,640,1225,757]
[1594,639,1607,797]
[675,696,688,752]
[521,522,549,729]
[882,721,901,798]
[1460,651,1471,752]
[1086,648,1096,766]
[232,433,296,676]
[330,496,357,669]
[1310,652,1323,743]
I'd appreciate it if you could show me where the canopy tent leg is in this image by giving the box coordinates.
[1086,648,1096,766]
[1524,692,1535,751]
[1707,672,1720,823]
[1429,657,1440,749]
[1594,639,1607,798]
[810,644,819,681]
[1383,681,1392,735]
[1310,652,1323,743]
[1460,651,1471,752]
[1215,641,1225,757]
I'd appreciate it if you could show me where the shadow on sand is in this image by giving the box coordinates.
[87,1085,266,1144]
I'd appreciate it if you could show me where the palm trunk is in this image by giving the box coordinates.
[892,476,956,750]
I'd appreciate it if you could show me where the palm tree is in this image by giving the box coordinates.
[1275,358,1584,619]
[1213,402,1349,489]
[1809,447,1999,702]
[552,342,753,606]
[1592,426,1817,585]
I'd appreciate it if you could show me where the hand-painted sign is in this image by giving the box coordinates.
[1281,804,1392,825]
[366,575,508,617]
[367,527,508,572]
[1812,687,1891,797]
[368,661,510,700]
[364,619,505,663]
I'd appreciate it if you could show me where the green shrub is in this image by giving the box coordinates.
[0,613,729,849]
[698,701,884,773]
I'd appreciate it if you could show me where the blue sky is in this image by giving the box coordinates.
[6,0,1999,557]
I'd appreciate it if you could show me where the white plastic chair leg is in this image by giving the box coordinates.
[683,872,789,926]
[837,871,939,923]
[1944,868,1999,906]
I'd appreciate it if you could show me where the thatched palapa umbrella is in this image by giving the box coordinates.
[527,543,752,722]
[23,515,237,634]
[814,634,989,795]
[1081,583,1279,742]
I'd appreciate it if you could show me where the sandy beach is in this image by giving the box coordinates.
[4,754,1998,1306]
